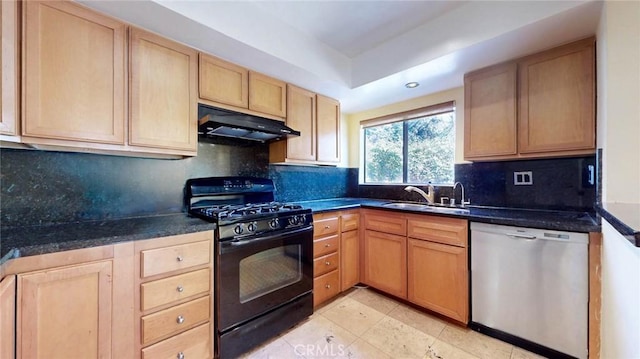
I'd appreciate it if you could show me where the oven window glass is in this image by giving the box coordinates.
[239,244,302,303]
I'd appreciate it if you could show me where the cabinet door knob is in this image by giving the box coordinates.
[176,285,184,293]
[176,255,184,262]
[325,284,331,289]
[177,352,185,359]
[325,261,331,266]
[324,225,331,229]
[324,243,331,247]
[176,315,185,324]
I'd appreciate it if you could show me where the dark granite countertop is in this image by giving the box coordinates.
[596,203,640,247]
[295,198,600,233]
[0,213,215,265]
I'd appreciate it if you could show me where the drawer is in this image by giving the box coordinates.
[314,234,339,258]
[142,323,211,359]
[341,213,360,232]
[313,270,340,307]
[141,268,211,311]
[364,211,407,236]
[314,252,339,277]
[314,217,339,238]
[407,216,468,247]
[141,240,211,278]
[141,296,210,345]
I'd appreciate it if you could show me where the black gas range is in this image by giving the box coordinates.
[185,177,314,359]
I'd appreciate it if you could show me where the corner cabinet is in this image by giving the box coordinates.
[22,0,127,145]
[17,261,114,358]
[362,209,469,324]
[270,89,341,165]
[1,0,19,137]
[129,28,198,155]
[464,37,595,161]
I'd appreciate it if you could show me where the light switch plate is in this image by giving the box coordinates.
[514,171,533,185]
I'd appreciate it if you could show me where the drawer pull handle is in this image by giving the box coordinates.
[324,243,331,247]
[325,284,331,289]
[176,315,185,324]
[176,256,184,262]
[324,225,331,229]
[325,261,331,266]
[176,285,184,293]
[177,352,185,359]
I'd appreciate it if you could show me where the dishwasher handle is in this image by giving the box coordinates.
[506,232,537,240]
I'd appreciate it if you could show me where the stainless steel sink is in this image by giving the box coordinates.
[382,202,470,214]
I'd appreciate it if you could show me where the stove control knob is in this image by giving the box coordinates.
[234,224,244,235]
[247,222,257,232]
[269,218,280,229]
[289,216,300,225]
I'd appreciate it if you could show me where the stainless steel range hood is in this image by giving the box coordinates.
[198,104,299,143]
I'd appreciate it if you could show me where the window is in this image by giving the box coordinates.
[362,101,455,184]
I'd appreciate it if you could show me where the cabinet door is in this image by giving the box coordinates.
[1,0,18,136]
[17,260,113,358]
[340,230,359,291]
[363,229,407,299]
[316,95,340,163]
[199,53,248,108]
[249,71,286,117]
[23,1,126,143]
[408,239,468,323]
[0,275,16,359]
[518,38,595,155]
[285,85,316,161]
[464,62,517,159]
[129,28,198,153]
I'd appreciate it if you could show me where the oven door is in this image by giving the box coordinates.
[217,225,313,332]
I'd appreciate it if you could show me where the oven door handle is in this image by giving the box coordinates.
[220,225,313,251]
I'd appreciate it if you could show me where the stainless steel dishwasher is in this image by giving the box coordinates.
[470,222,589,359]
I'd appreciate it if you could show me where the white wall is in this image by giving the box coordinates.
[596,1,640,358]
[344,87,465,168]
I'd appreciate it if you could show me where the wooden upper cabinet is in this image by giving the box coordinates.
[1,0,19,136]
[22,1,126,144]
[129,27,198,154]
[518,38,595,155]
[199,53,248,108]
[249,71,286,117]
[283,84,316,161]
[17,260,113,358]
[464,63,517,159]
[316,94,340,163]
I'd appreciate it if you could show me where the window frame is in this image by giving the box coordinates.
[360,101,455,186]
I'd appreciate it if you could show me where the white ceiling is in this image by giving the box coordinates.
[80,0,603,114]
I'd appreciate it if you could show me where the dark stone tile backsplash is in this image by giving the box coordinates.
[1,138,597,229]
[356,155,597,212]
[0,142,269,227]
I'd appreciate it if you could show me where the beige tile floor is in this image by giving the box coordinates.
[240,287,546,359]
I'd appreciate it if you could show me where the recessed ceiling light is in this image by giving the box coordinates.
[405,82,419,88]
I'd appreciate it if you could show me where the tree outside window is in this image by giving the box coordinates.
[363,105,455,184]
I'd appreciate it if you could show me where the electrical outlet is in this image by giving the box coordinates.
[514,171,533,185]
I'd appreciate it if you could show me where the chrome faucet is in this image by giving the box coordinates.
[453,182,471,207]
[404,185,435,205]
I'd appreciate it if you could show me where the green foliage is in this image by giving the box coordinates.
[364,112,454,184]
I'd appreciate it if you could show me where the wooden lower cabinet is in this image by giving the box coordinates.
[363,229,407,299]
[0,275,16,359]
[340,229,359,291]
[407,239,468,323]
[313,270,340,308]
[141,323,211,359]
[17,260,114,358]
[363,209,469,323]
